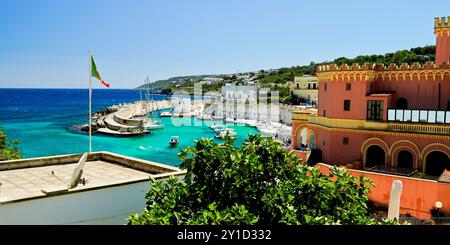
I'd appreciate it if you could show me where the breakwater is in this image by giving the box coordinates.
[81,100,172,136]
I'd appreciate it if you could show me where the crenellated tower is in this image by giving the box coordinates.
[435,16,450,65]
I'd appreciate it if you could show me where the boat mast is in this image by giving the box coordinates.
[144,78,148,113]
[149,78,159,122]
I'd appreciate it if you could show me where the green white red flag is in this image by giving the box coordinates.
[91,55,110,88]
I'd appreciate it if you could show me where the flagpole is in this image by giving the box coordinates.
[88,50,92,153]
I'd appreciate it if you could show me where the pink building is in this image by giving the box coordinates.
[291,17,450,217]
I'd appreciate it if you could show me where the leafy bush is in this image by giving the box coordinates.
[0,128,20,161]
[128,135,399,225]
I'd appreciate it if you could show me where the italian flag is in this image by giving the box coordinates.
[91,55,110,88]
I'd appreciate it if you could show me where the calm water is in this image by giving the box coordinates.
[0,89,259,166]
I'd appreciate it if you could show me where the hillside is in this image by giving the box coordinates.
[136,45,436,92]
[135,74,219,90]
[259,45,436,86]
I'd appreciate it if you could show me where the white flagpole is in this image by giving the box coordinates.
[88,50,92,153]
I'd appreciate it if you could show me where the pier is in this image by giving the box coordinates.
[81,101,172,137]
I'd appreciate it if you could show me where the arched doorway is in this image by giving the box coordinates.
[366,145,386,168]
[425,151,450,176]
[296,128,308,150]
[397,150,414,169]
[308,132,316,149]
[396,98,408,109]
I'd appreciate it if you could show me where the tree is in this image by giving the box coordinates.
[128,135,399,225]
[0,128,21,161]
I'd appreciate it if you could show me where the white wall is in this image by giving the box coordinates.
[0,181,150,225]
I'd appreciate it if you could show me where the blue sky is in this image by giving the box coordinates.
[0,0,449,88]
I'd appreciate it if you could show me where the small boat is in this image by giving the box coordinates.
[144,118,165,130]
[197,114,213,121]
[209,124,226,130]
[213,125,227,133]
[225,118,235,123]
[169,136,179,147]
[236,119,246,125]
[160,112,172,117]
[211,116,224,120]
[215,129,235,139]
[145,123,164,130]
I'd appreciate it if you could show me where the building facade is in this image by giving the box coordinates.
[292,17,450,179]
[221,84,259,103]
[292,75,319,107]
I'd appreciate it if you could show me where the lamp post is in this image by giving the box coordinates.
[435,201,442,221]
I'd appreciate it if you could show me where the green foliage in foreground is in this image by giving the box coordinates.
[0,128,20,161]
[128,135,400,225]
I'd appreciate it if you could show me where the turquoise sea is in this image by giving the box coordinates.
[0,89,259,166]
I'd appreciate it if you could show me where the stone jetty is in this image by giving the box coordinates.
[81,100,172,137]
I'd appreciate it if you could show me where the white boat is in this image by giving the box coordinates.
[209,124,226,130]
[160,111,172,117]
[213,126,228,133]
[236,119,246,125]
[145,121,164,130]
[197,114,213,121]
[169,136,179,147]
[215,129,236,139]
[143,78,165,129]
[211,116,225,120]
[225,118,235,123]
[246,120,258,127]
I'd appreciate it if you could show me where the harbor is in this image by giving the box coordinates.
[0,89,261,165]
[79,91,295,145]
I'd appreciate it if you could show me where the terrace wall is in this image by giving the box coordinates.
[317,163,450,219]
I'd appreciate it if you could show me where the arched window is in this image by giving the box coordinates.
[396,98,408,109]
[425,151,450,176]
[365,145,386,168]
[296,128,308,150]
[308,133,316,149]
[397,150,414,169]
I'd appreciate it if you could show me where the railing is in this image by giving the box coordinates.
[386,122,450,135]
[307,115,450,136]
[387,109,450,124]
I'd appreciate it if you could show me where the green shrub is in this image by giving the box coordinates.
[128,135,400,225]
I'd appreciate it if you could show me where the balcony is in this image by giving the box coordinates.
[292,108,317,121]
[387,109,450,124]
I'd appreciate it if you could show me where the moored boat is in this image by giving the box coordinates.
[169,136,179,147]
[160,111,172,117]
[214,129,235,139]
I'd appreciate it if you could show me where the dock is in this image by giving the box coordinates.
[81,101,172,137]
